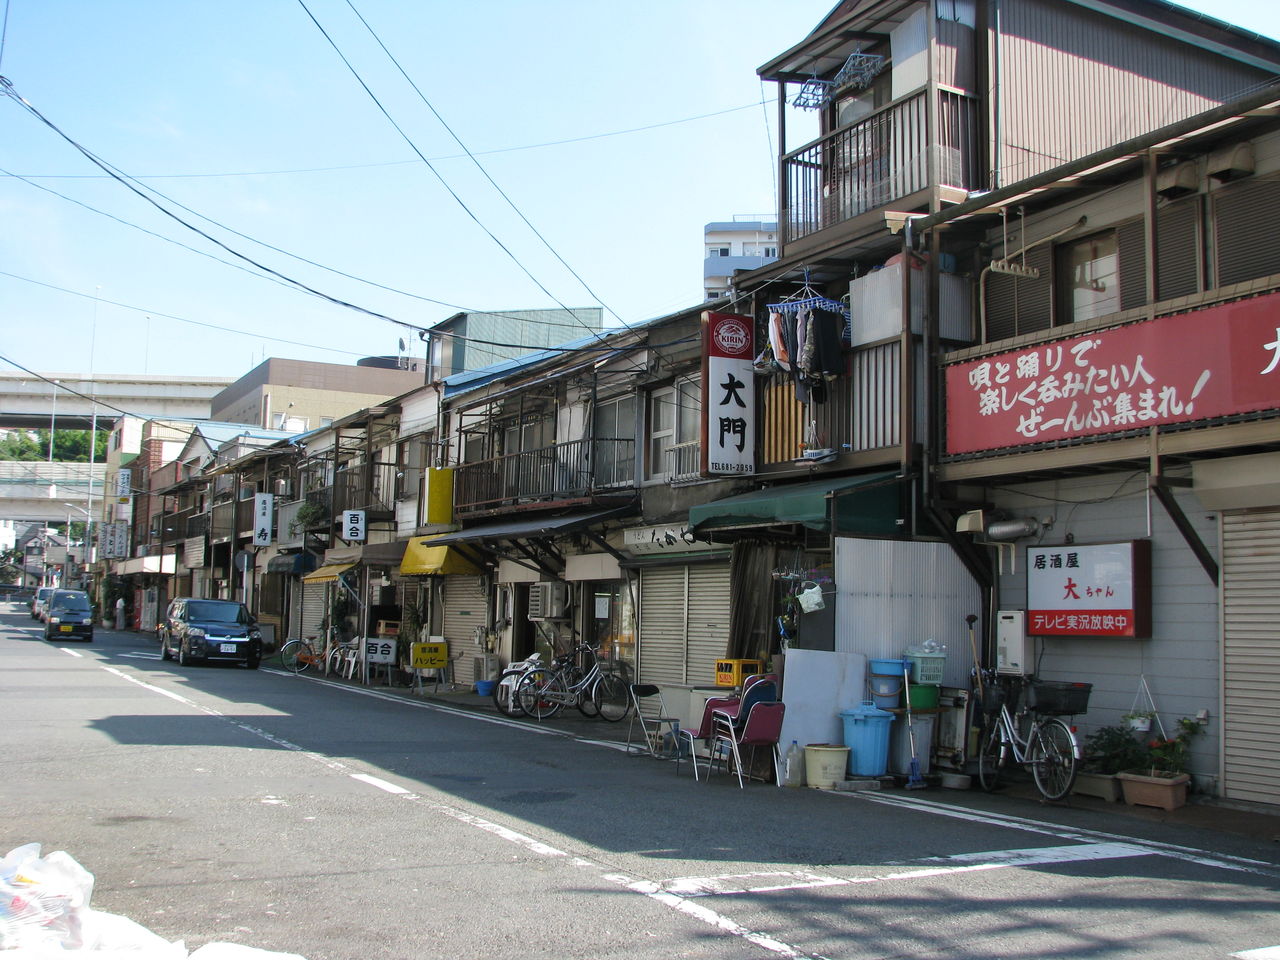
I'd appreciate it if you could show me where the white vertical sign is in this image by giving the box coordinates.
[253,493,274,546]
[343,510,366,542]
[701,312,756,475]
[115,468,131,502]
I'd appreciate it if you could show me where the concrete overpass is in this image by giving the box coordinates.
[0,460,108,524]
[0,370,234,429]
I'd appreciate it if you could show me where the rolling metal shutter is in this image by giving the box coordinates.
[984,245,1051,341]
[442,576,487,684]
[637,563,731,686]
[300,582,326,639]
[1221,509,1280,807]
[1214,179,1280,287]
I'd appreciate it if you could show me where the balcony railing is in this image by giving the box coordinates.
[781,90,980,245]
[665,440,703,484]
[333,463,396,517]
[454,438,635,515]
[211,501,234,542]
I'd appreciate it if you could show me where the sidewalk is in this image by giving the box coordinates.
[334,667,1280,846]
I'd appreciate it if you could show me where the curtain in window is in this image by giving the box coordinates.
[727,540,778,660]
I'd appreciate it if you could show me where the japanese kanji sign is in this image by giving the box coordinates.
[945,292,1280,454]
[1026,540,1151,637]
[343,510,366,542]
[364,637,395,665]
[253,493,274,547]
[701,311,756,476]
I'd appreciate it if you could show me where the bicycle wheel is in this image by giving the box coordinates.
[280,639,313,674]
[977,722,1006,792]
[1029,717,1078,801]
[516,670,565,720]
[575,671,602,718]
[492,669,527,717]
[593,674,631,722]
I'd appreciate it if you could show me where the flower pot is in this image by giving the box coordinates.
[1126,717,1152,732]
[1072,771,1123,802]
[1116,770,1190,811]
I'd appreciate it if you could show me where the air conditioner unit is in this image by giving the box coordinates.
[528,581,568,621]
[473,654,499,682]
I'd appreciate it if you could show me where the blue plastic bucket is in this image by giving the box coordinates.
[868,657,907,676]
[839,701,895,777]
[866,672,903,710]
[475,679,496,697]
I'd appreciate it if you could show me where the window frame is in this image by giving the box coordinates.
[1055,229,1121,325]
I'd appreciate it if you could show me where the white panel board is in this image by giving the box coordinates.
[779,649,868,752]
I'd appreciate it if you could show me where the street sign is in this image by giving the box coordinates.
[364,637,396,665]
[410,641,447,670]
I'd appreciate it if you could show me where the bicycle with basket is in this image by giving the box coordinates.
[977,673,1091,801]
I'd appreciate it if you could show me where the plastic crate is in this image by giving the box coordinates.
[1028,680,1092,716]
[715,659,764,687]
[906,653,946,685]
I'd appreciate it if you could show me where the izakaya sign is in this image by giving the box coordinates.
[946,292,1280,454]
[701,312,755,475]
[1026,540,1151,637]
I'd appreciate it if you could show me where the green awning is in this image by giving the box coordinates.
[688,471,903,535]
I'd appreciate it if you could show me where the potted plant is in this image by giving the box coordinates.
[1076,725,1149,801]
[1121,710,1156,733]
[1116,717,1203,811]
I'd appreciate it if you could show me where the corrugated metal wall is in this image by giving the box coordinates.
[834,538,982,689]
[1220,509,1280,806]
[997,0,1265,185]
[989,473,1221,786]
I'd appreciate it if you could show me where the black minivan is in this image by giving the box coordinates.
[44,589,94,641]
[159,597,262,668]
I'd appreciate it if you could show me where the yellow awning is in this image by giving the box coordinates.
[399,537,481,576]
[302,561,357,583]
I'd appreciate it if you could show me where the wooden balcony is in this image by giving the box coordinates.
[761,341,902,468]
[454,438,636,517]
[781,90,980,247]
[333,463,396,521]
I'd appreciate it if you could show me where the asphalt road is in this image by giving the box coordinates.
[3,603,1279,960]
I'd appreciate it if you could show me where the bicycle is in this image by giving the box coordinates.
[977,675,1090,801]
[279,629,353,676]
[514,643,631,722]
[491,652,544,717]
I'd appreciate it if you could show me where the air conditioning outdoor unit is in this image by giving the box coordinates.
[528,581,568,621]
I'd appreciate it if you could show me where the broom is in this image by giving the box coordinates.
[903,661,926,789]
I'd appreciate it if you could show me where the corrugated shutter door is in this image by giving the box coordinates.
[1214,179,1280,287]
[639,567,686,685]
[1156,197,1201,301]
[1221,509,1280,806]
[300,582,326,639]
[686,564,731,686]
[984,245,1051,341]
[442,577,486,684]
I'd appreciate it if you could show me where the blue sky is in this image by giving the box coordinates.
[1,0,1277,382]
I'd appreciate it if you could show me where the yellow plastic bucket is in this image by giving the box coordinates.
[803,744,850,789]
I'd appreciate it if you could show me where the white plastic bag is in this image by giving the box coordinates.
[0,842,94,950]
[796,581,825,613]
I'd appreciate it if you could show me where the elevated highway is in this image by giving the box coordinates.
[0,461,107,524]
[0,370,233,429]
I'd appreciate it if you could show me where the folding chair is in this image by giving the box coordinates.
[675,695,737,781]
[709,679,776,729]
[625,684,681,757]
[710,700,786,788]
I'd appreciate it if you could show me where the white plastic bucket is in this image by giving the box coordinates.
[804,744,850,789]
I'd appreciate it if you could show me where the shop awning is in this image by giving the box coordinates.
[302,561,356,583]
[688,471,903,535]
[361,540,408,566]
[266,552,317,575]
[113,555,176,576]
[421,507,632,547]
[400,536,483,576]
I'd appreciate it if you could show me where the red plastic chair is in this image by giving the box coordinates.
[710,701,787,788]
[675,696,737,781]
[709,679,777,729]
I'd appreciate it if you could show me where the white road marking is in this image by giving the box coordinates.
[118,651,162,660]
[59,648,84,658]
[349,773,413,795]
[1234,948,1280,959]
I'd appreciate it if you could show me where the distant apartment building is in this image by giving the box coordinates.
[703,217,779,300]
[425,308,605,379]
[210,357,425,432]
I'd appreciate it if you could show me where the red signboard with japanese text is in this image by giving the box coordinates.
[946,293,1280,454]
[1026,540,1151,638]
[701,312,756,476]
